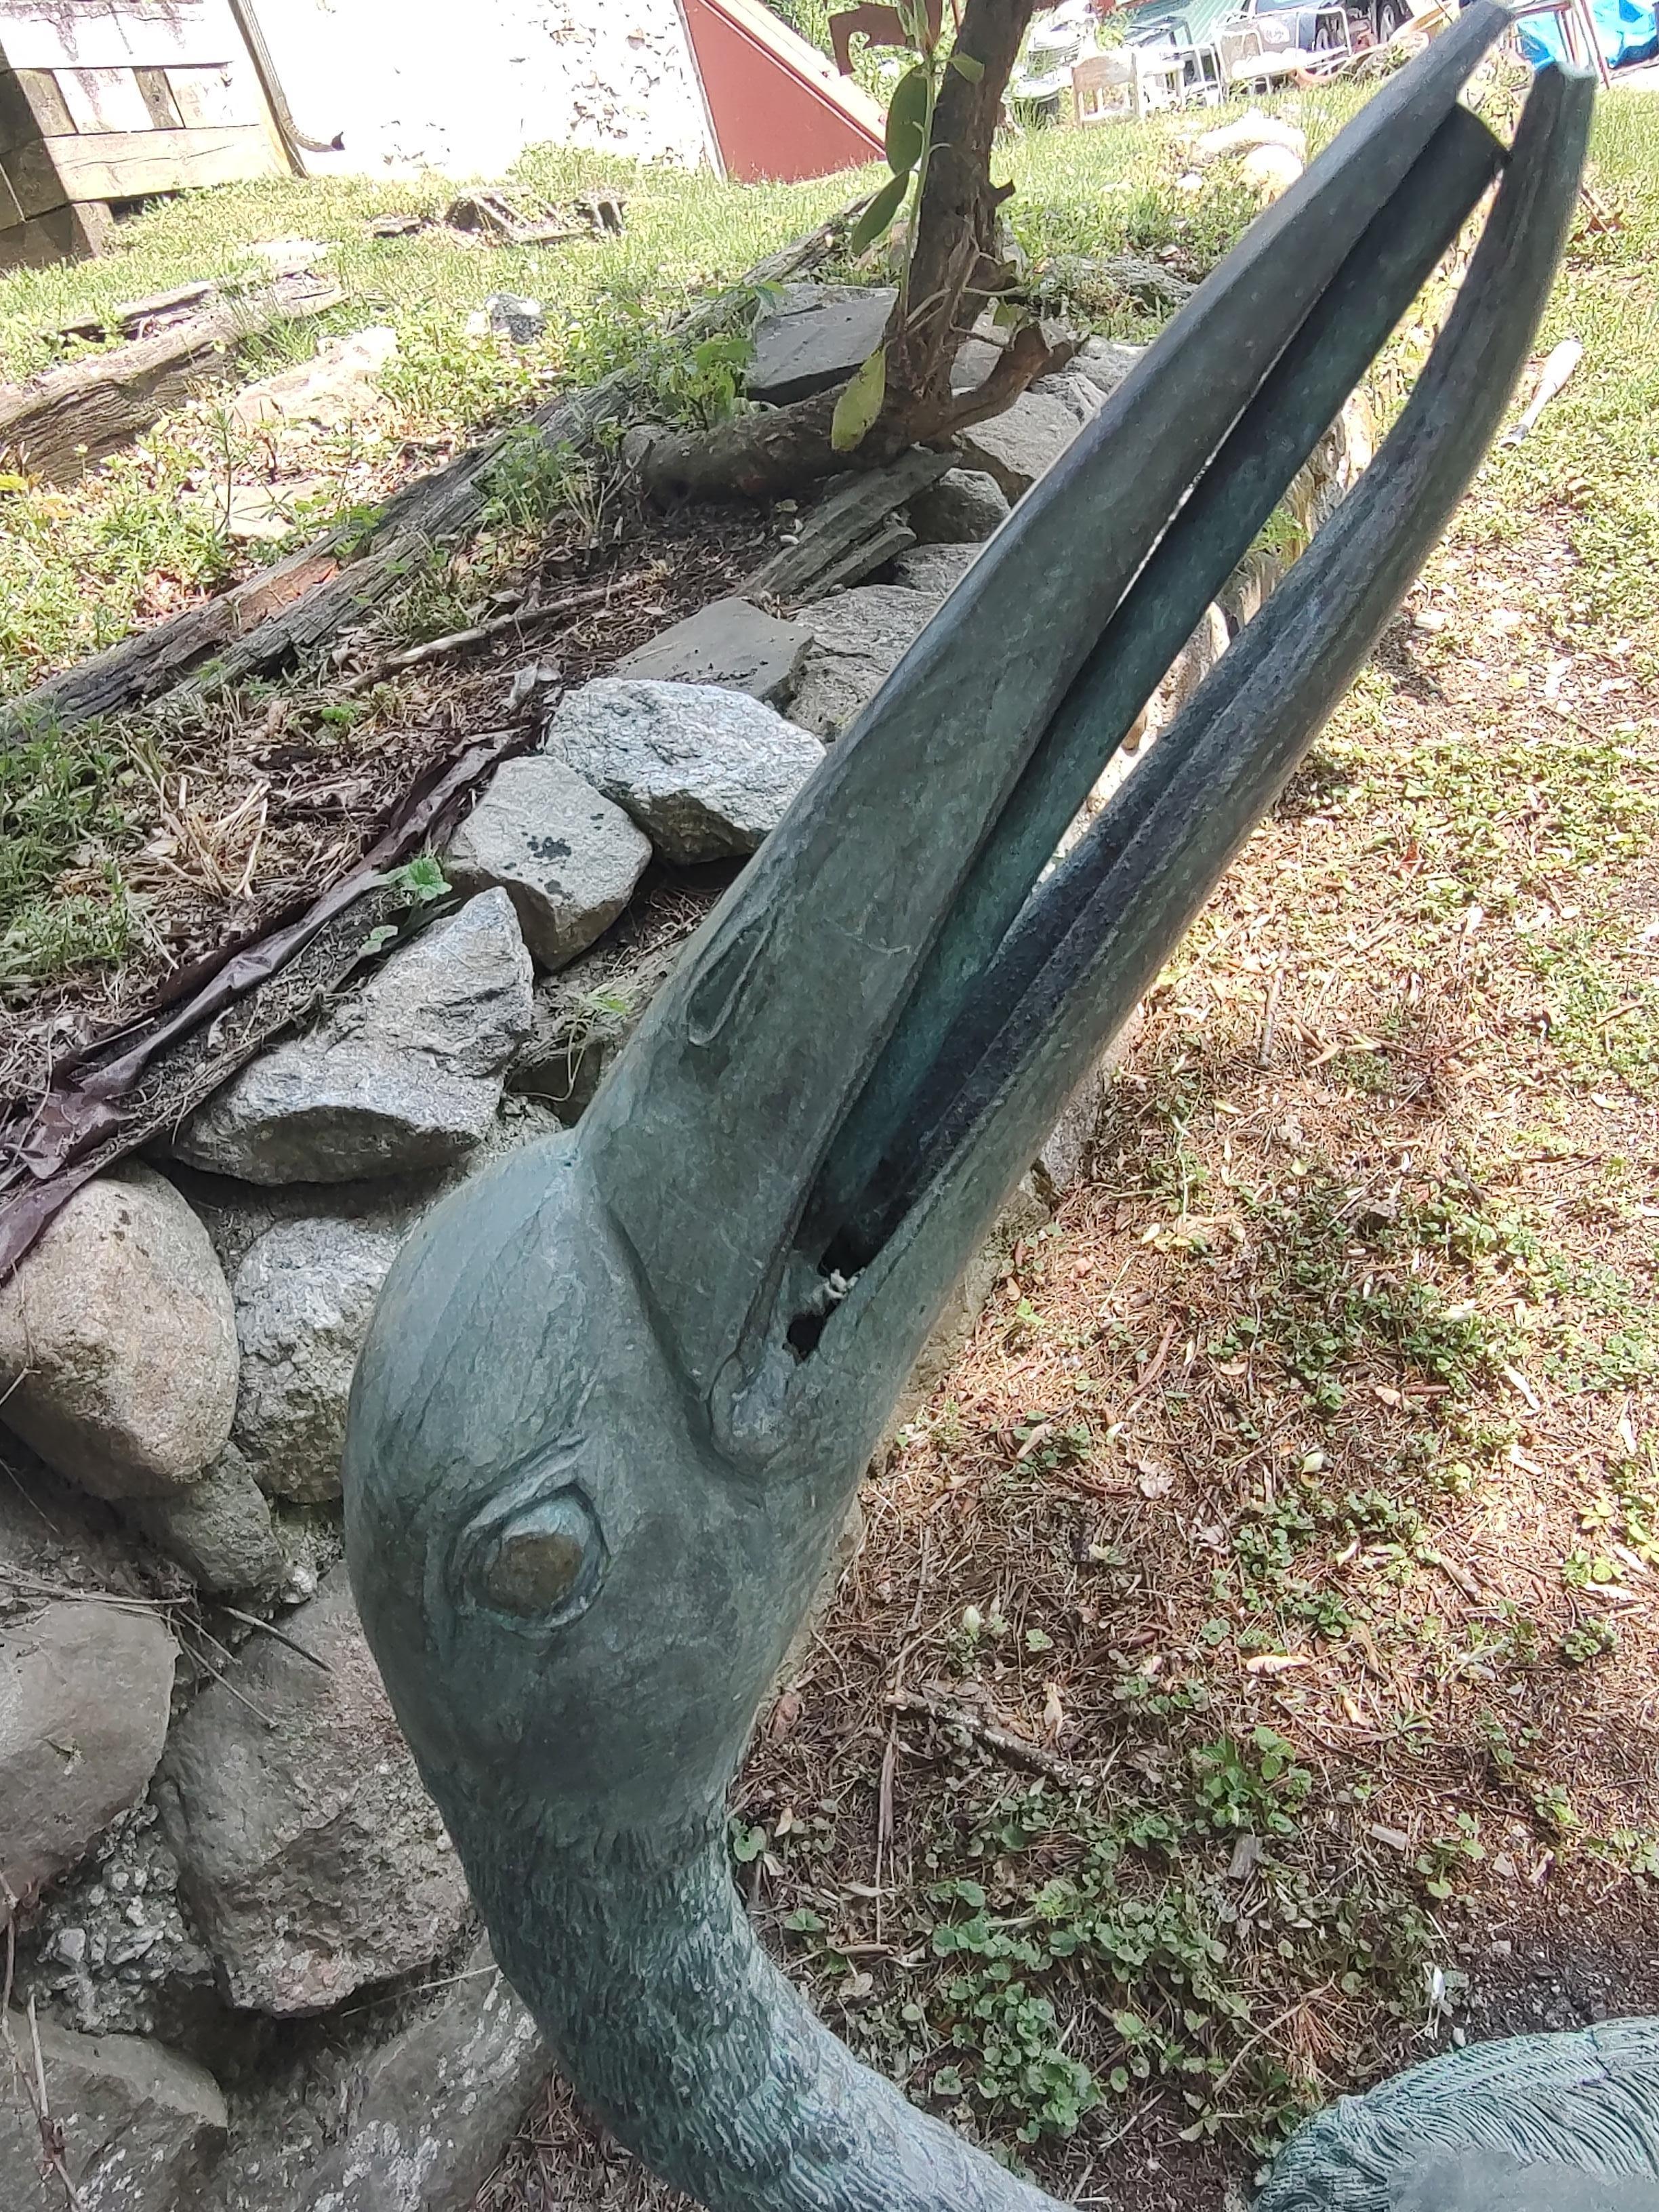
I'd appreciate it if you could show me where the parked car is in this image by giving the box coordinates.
[1241,0,1357,54]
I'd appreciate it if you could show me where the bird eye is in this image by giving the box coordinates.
[461,1481,607,1628]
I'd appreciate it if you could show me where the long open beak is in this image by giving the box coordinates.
[577,21,1590,1455]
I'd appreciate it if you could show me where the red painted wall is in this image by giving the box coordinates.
[681,0,884,182]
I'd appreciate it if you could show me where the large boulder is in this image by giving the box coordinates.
[785,586,937,739]
[0,2013,226,2212]
[1,1599,176,1900]
[546,679,824,863]
[124,1448,283,1594]
[445,756,651,972]
[907,468,1010,546]
[0,1166,238,1500]
[155,1567,471,2016]
[190,1942,546,2212]
[229,1218,405,1504]
[173,894,533,1185]
[614,595,811,704]
[956,384,1099,500]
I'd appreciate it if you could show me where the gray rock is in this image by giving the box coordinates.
[189,1942,546,2212]
[483,291,545,344]
[510,886,710,1122]
[614,596,811,704]
[231,327,397,432]
[174,893,533,1185]
[956,386,1098,500]
[445,757,651,973]
[1028,370,1106,428]
[747,283,896,405]
[890,542,983,599]
[230,1218,405,1504]
[546,679,824,863]
[1,1599,176,1900]
[125,1448,283,1594]
[0,1165,238,1500]
[0,2013,226,2212]
[1070,335,1145,399]
[785,586,937,739]
[155,1565,471,2016]
[908,468,1010,546]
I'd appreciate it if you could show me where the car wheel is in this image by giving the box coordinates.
[1376,0,1410,33]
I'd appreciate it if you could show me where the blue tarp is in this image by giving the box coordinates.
[1516,0,1658,69]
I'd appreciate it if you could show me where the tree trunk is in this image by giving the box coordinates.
[640,0,1060,506]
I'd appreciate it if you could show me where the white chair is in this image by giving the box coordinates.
[1073,45,1187,120]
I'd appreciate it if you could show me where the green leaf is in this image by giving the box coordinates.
[831,346,888,454]
[386,854,450,904]
[848,169,910,258]
[886,66,928,173]
[730,1820,768,1864]
[950,49,986,79]
[783,1907,826,1933]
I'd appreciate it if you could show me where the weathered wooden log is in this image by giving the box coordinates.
[0,272,342,483]
[0,217,848,745]
[745,445,951,602]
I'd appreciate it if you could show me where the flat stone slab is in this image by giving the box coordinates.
[785,586,938,739]
[174,893,533,1186]
[0,2012,226,2212]
[614,596,811,703]
[747,283,897,405]
[232,326,398,431]
[445,755,651,972]
[546,679,824,863]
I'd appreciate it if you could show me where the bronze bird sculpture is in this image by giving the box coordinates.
[345,24,1642,2207]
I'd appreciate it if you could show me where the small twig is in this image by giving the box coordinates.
[887,1689,1102,1792]
[218,1605,333,1674]
[380,582,614,672]
[1210,1985,1334,2097]
[1123,1318,1180,1416]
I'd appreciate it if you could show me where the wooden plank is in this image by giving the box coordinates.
[0,273,343,480]
[0,2,241,73]
[165,61,260,129]
[3,123,283,217]
[0,200,115,272]
[134,66,184,131]
[0,67,75,157]
[56,67,156,136]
